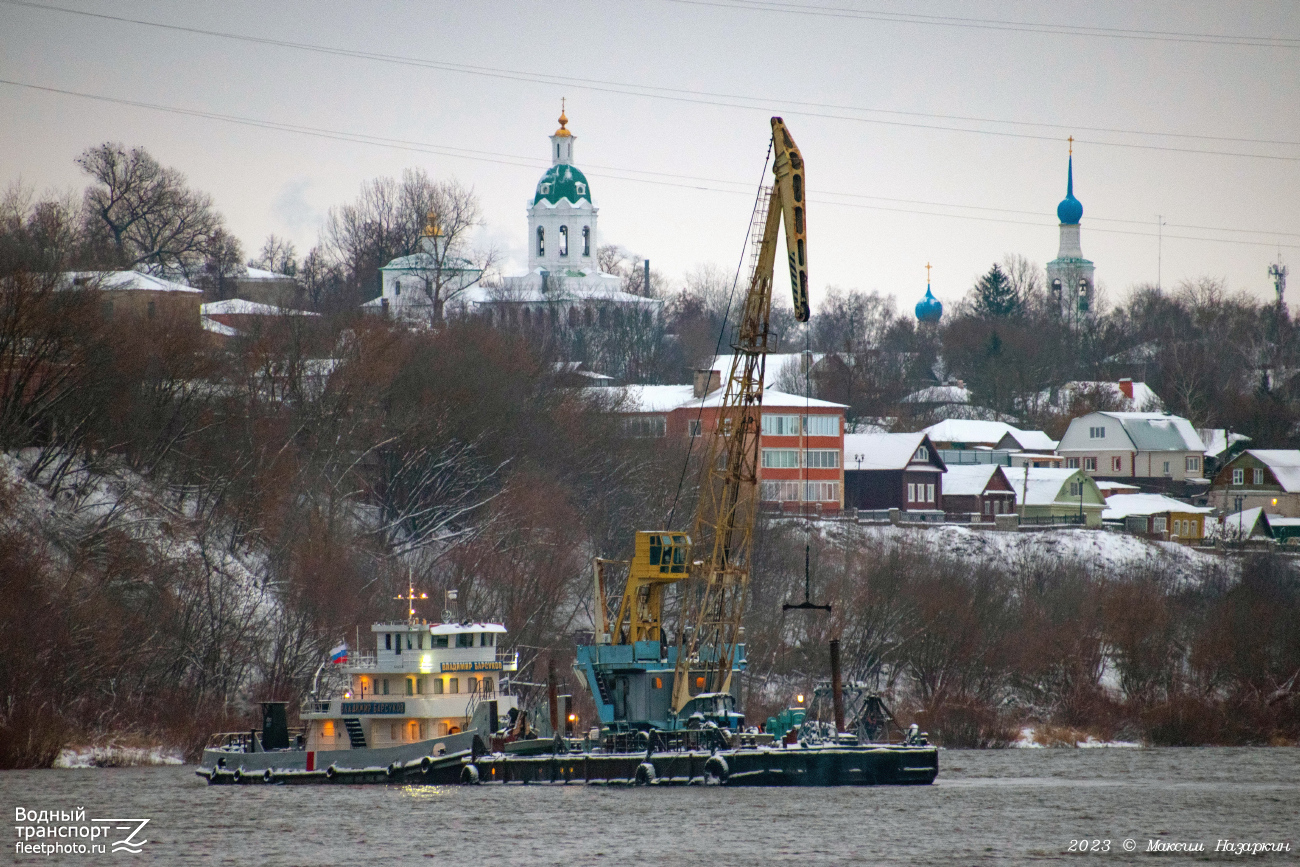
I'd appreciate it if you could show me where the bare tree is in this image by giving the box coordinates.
[78,143,225,283]
[249,234,298,276]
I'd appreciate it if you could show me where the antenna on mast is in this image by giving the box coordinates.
[395,569,428,624]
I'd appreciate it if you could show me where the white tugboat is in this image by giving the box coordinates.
[198,586,519,783]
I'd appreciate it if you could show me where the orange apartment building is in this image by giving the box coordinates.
[595,370,847,513]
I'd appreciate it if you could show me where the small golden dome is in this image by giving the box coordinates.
[421,209,442,237]
[554,98,572,137]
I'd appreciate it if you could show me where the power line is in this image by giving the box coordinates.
[2,77,1297,252]
[661,0,1300,49]
[3,0,1299,160]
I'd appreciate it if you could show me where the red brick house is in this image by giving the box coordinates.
[593,373,847,512]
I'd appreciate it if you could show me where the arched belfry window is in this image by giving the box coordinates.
[559,226,569,257]
[582,226,590,256]
[537,226,544,256]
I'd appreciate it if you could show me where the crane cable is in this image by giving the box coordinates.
[665,137,774,530]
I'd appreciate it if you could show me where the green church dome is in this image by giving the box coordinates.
[533,164,592,206]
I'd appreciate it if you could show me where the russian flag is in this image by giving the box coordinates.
[329,642,348,664]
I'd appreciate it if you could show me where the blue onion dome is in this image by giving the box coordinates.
[1056,154,1083,225]
[915,284,943,323]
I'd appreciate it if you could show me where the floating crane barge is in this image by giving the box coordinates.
[200,118,936,787]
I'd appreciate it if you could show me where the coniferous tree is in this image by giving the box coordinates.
[972,263,1020,318]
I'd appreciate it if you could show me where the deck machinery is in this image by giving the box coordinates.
[576,117,811,732]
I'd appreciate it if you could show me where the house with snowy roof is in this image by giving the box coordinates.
[994,429,1057,453]
[941,464,1016,521]
[590,373,847,512]
[1207,450,1300,518]
[60,270,201,323]
[922,419,1020,450]
[1008,467,1104,527]
[1056,411,1206,493]
[843,432,945,516]
[1038,378,1164,414]
[1100,493,1212,542]
[1207,507,1273,543]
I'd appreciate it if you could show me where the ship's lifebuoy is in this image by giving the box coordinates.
[704,755,729,783]
[461,763,480,785]
[325,764,337,780]
[634,762,656,786]
[420,756,433,774]
[386,762,399,778]
[262,769,274,783]
[232,768,242,783]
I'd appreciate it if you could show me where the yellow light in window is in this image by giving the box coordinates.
[1273,498,1279,505]
[796,694,805,704]
[419,654,433,673]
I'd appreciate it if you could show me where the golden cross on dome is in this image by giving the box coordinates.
[926,262,931,283]
[1068,135,1074,155]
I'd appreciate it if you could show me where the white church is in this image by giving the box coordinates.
[1047,140,1096,324]
[371,105,660,330]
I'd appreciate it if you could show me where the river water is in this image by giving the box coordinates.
[3,748,1296,865]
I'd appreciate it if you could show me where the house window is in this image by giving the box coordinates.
[805,449,840,469]
[984,501,992,515]
[802,415,838,436]
[761,415,800,436]
[1186,456,1200,472]
[1190,520,1198,536]
[926,483,935,503]
[907,483,916,503]
[1112,456,1122,472]
[1163,461,1171,476]
[1065,457,1080,469]
[688,419,702,437]
[1233,468,1244,485]
[914,446,929,462]
[1083,457,1097,471]
[804,481,839,502]
[621,416,666,438]
[559,225,569,256]
[582,226,591,256]
[1069,482,1081,497]
[1089,426,1105,439]
[760,480,800,501]
[1153,517,1167,533]
[762,449,799,469]
[537,226,545,256]
[1253,468,1264,485]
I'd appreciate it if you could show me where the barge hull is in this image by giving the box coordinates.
[199,744,937,787]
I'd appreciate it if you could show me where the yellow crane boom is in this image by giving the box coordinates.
[668,117,808,713]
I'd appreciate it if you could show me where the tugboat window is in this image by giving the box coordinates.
[417,634,423,650]
[385,634,391,650]
[406,678,414,696]
[468,676,479,693]
[433,679,444,695]
[406,634,413,650]
[449,678,459,694]
[382,679,390,695]
[456,633,474,648]
[482,632,495,647]
[482,677,493,693]
[433,634,449,648]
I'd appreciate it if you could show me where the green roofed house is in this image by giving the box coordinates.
[1008,467,1105,527]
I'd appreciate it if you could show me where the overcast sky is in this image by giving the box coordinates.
[2,0,1298,314]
